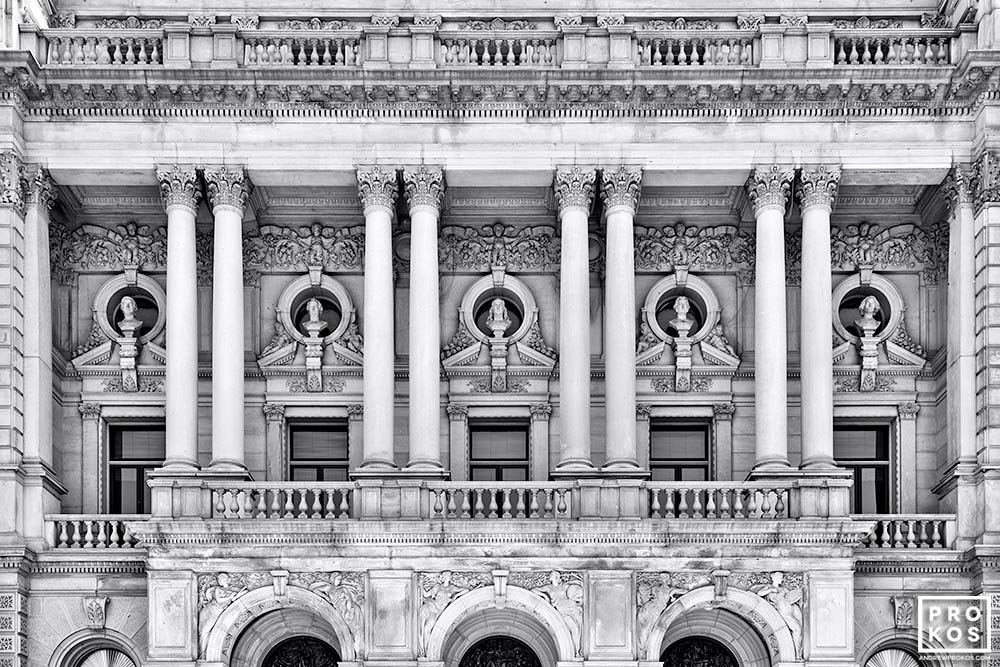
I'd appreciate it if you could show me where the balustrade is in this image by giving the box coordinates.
[46,515,145,548]
[244,34,362,67]
[833,32,951,66]
[45,31,163,66]
[647,484,790,519]
[427,483,572,519]
[637,32,753,67]
[211,483,354,519]
[439,33,558,67]
[855,514,956,549]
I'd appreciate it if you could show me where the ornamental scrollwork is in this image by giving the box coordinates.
[50,12,76,28]
[460,18,536,31]
[830,17,902,29]
[797,165,841,210]
[829,222,946,283]
[418,572,492,654]
[230,16,259,30]
[277,18,355,30]
[0,151,25,213]
[736,15,764,30]
[402,166,445,210]
[601,166,642,210]
[972,150,1000,212]
[643,19,719,30]
[156,164,200,211]
[95,16,165,29]
[920,13,949,28]
[438,224,559,272]
[356,166,399,210]
[49,221,167,273]
[204,166,250,210]
[634,223,754,273]
[243,223,365,272]
[510,571,584,657]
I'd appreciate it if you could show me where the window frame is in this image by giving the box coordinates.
[467,418,531,482]
[286,418,351,482]
[648,419,713,482]
[833,421,894,514]
[106,421,165,514]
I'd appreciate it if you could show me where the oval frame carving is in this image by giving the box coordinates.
[275,274,355,346]
[831,272,904,345]
[642,273,721,345]
[92,273,167,345]
[458,274,539,345]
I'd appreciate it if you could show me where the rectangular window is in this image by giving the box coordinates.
[289,420,350,482]
[834,425,891,513]
[109,424,165,514]
[469,420,530,481]
[649,422,711,482]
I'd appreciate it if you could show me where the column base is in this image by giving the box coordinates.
[207,460,252,478]
[747,458,792,479]
[403,460,448,477]
[159,459,200,472]
[552,458,598,477]
[800,456,837,470]
[356,459,400,472]
[601,458,648,478]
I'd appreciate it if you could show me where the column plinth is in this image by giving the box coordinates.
[553,167,597,474]
[403,166,445,474]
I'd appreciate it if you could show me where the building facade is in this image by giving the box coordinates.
[0,1,997,667]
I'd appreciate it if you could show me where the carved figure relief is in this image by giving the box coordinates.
[418,572,492,655]
[509,571,584,657]
[435,224,560,273]
[635,572,711,651]
[243,223,365,272]
[198,572,270,654]
[731,571,804,657]
[289,571,365,631]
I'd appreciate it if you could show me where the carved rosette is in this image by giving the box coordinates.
[156,164,201,211]
[24,166,55,212]
[746,165,794,214]
[942,164,974,214]
[357,166,399,212]
[600,166,642,211]
[402,166,445,211]
[797,165,841,211]
[972,151,1000,213]
[554,167,596,213]
[204,166,249,211]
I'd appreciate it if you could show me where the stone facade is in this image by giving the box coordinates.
[0,1,998,667]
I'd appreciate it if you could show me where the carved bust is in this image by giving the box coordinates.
[486,297,511,338]
[118,296,142,335]
[854,295,881,337]
[305,298,324,324]
[673,296,691,321]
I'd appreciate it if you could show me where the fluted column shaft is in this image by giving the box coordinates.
[358,167,399,469]
[158,166,201,469]
[601,166,642,471]
[748,166,794,471]
[798,166,840,468]
[404,166,444,471]
[554,167,596,472]
[205,166,249,471]
[23,168,54,465]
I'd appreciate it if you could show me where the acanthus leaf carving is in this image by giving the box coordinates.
[829,222,945,282]
[402,165,445,210]
[736,15,765,30]
[643,18,719,31]
[634,223,754,273]
[747,165,794,213]
[797,165,841,210]
[356,166,399,210]
[204,166,250,210]
[460,18,536,31]
[554,167,596,211]
[230,15,259,30]
[156,164,201,211]
[600,165,642,210]
[95,16,164,29]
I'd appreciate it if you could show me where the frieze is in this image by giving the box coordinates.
[650,375,711,392]
[834,375,896,392]
[634,223,753,273]
[460,18,536,31]
[102,376,163,392]
[468,376,528,393]
[829,222,947,282]
[287,377,346,393]
[243,223,364,272]
[49,221,167,275]
[277,18,355,31]
[736,15,765,30]
[643,19,719,31]
[830,17,903,30]
[94,16,165,29]
[418,572,492,654]
[438,224,559,272]
[509,571,584,657]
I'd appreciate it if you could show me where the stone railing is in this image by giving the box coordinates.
[635,30,754,67]
[428,482,571,519]
[854,514,957,549]
[647,483,789,519]
[243,30,363,67]
[212,483,354,519]
[437,28,559,67]
[42,28,164,66]
[45,514,147,548]
[831,30,952,66]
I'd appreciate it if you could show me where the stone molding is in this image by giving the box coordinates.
[204,166,250,211]
[356,166,399,212]
[156,164,200,211]
[402,165,445,211]
[746,165,794,214]
[797,165,841,211]
[553,166,596,212]
[23,165,55,211]
[600,165,642,211]
[941,164,974,213]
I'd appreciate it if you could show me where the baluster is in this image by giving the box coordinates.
[556,490,568,516]
[282,488,294,518]
[242,490,254,518]
[71,520,83,547]
[339,489,350,518]
[639,39,650,65]
[938,38,949,65]
[432,490,444,518]
[719,489,731,518]
[740,39,752,65]
[747,490,759,518]
[903,520,916,548]
[871,39,884,65]
[691,489,703,518]
[296,488,309,517]
[760,490,773,518]
[683,39,694,65]
[151,39,160,64]
[514,490,526,518]
[917,520,930,548]
[847,38,859,65]
[318,39,330,66]
[70,37,84,64]
[652,39,664,65]
[888,39,901,64]
[860,527,873,548]
[310,488,322,518]
[47,38,60,65]
[725,40,737,65]
[215,490,226,517]
[859,38,871,65]
[127,38,139,65]
[488,489,499,518]
[706,39,718,66]
[733,490,744,518]
[650,489,661,518]
[59,37,72,64]
[931,520,943,548]
[474,489,485,518]
[836,39,847,65]
[333,39,343,66]
[460,490,472,518]
[82,37,96,64]
[138,39,149,65]
[775,491,786,518]
[58,520,69,548]
[442,39,453,65]
[677,489,689,518]
[664,489,675,518]
[96,521,108,548]
[83,520,95,548]
[122,523,135,548]
[501,489,512,518]
[447,490,458,518]
[544,489,554,517]
[255,490,267,519]
[705,489,717,518]
[545,39,555,65]
[458,39,469,65]
[888,520,900,548]
[529,489,540,518]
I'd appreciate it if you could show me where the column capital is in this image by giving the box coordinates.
[347,404,364,421]
[529,403,552,421]
[446,403,469,421]
[78,403,102,420]
[402,165,444,211]
[24,166,56,212]
[357,165,399,212]
[600,165,643,212]
[0,151,25,214]
[262,403,286,421]
[897,402,920,419]
[636,403,652,421]
[941,163,974,214]
[797,165,841,211]
[972,150,1000,213]
[203,165,250,211]
[156,164,201,211]
[747,165,794,214]
[554,166,597,213]
[713,402,736,420]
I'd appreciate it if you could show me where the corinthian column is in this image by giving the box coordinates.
[747,166,794,472]
[600,166,643,472]
[403,166,445,472]
[23,167,56,470]
[156,165,201,470]
[554,167,597,473]
[797,165,840,469]
[204,166,250,472]
[357,166,399,470]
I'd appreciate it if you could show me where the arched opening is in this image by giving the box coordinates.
[661,637,738,667]
[262,636,340,667]
[459,636,542,667]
